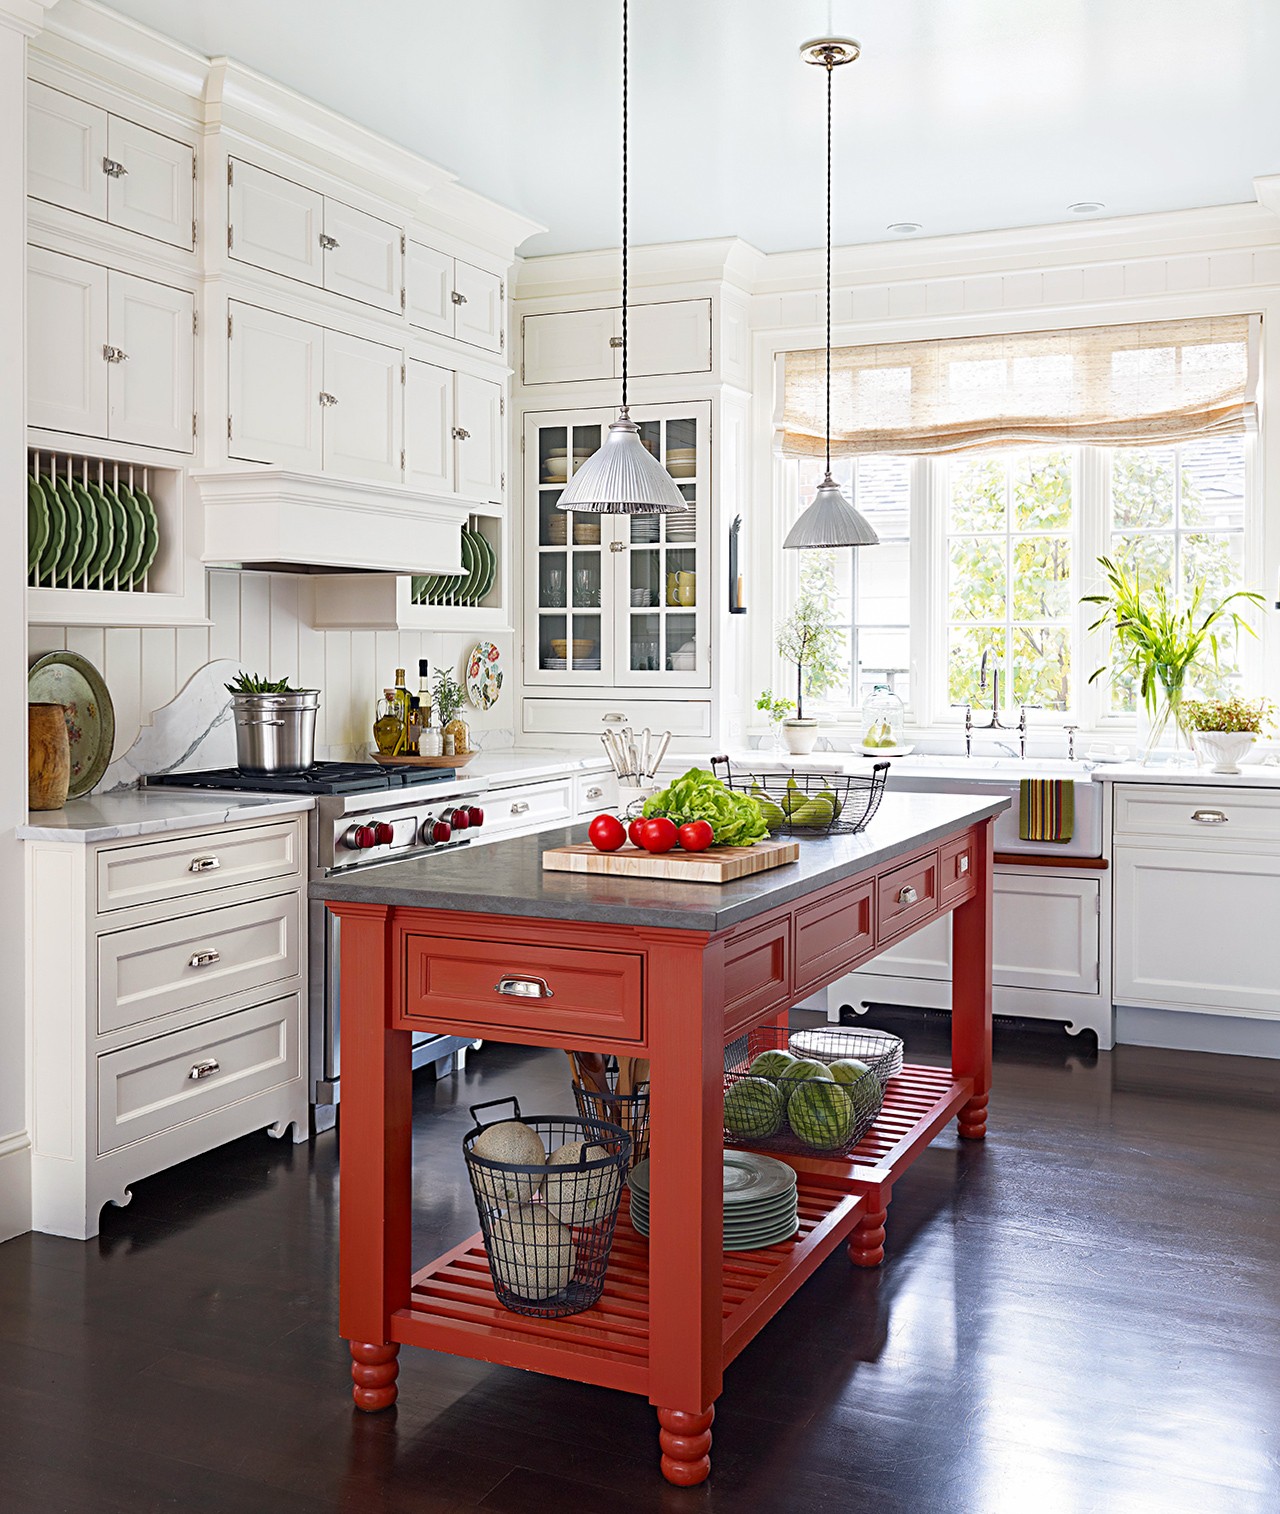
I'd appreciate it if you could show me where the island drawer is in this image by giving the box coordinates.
[98,892,300,1036]
[400,934,643,1045]
[1113,784,1280,849]
[722,918,792,1040]
[939,834,977,907]
[96,820,301,915]
[97,993,300,1154]
[877,850,939,943]
[793,881,875,998]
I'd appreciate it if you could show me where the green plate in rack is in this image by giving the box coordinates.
[86,480,121,584]
[36,476,64,585]
[113,482,146,585]
[130,484,160,587]
[52,477,82,584]
[462,528,483,605]
[410,575,429,605]
[421,573,443,603]
[27,476,49,580]
[471,530,496,604]
[68,479,100,583]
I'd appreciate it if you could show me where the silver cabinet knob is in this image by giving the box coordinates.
[495,976,553,1000]
[1191,809,1228,824]
[319,232,339,250]
[188,855,221,874]
[188,1058,220,1080]
[101,156,128,178]
[188,949,221,969]
[897,885,919,906]
[318,391,339,407]
[510,800,530,815]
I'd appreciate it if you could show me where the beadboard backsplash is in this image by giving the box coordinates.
[28,569,516,763]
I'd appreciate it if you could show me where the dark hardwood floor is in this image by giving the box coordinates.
[2,1010,1278,1513]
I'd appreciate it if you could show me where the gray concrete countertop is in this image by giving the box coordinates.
[312,790,1008,934]
[19,791,315,844]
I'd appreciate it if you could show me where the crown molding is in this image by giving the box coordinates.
[514,236,767,301]
[0,0,57,40]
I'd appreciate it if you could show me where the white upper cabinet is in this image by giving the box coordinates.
[28,82,107,220]
[107,271,194,452]
[228,159,323,287]
[408,241,504,353]
[28,244,108,437]
[27,82,194,250]
[321,199,402,313]
[28,246,193,452]
[521,298,712,385]
[322,329,402,483]
[106,116,195,250]
[454,372,503,503]
[228,302,323,470]
[407,241,452,337]
[405,358,454,495]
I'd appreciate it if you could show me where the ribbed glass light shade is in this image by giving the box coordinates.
[556,409,689,514]
[783,473,880,549]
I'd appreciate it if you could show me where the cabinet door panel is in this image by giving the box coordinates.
[227,302,323,469]
[323,199,401,313]
[107,272,194,452]
[407,240,453,336]
[322,329,402,483]
[628,298,712,377]
[453,260,503,353]
[27,245,108,437]
[107,117,194,249]
[228,159,323,287]
[522,307,617,384]
[405,359,454,495]
[454,372,502,503]
[27,82,108,220]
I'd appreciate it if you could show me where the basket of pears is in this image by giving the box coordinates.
[710,757,889,839]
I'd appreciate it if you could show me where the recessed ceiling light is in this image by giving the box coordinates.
[1068,201,1105,214]
[887,222,922,234]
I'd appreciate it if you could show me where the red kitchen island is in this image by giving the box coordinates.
[315,790,1005,1486]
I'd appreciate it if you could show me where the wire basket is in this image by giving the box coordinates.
[723,1025,884,1157]
[570,1055,651,1171]
[787,1026,905,1086]
[710,757,889,837]
[463,1097,631,1318]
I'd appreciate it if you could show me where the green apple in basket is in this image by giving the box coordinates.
[787,1080,857,1150]
[723,1076,785,1139]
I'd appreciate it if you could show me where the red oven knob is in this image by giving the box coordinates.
[343,824,376,850]
[431,819,453,845]
[467,806,484,827]
[450,807,471,831]
[372,822,395,846]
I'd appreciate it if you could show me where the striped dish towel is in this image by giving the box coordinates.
[1019,778,1074,843]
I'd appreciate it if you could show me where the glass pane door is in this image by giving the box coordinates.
[533,421,605,678]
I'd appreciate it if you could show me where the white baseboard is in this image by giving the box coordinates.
[0,1130,32,1243]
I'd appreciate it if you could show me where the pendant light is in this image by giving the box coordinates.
[784,38,879,551]
[557,0,688,515]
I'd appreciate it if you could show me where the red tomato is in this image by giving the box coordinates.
[588,813,627,852]
[638,816,678,854]
[627,816,648,849]
[677,820,715,852]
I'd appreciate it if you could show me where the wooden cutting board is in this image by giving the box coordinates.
[541,837,800,884]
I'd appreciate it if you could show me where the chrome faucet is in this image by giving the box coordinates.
[975,650,1010,731]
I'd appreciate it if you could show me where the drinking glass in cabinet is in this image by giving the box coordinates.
[540,490,568,547]
[667,612,697,672]
[540,555,566,608]
[572,556,601,607]
[539,614,567,670]
[630,613,661,672]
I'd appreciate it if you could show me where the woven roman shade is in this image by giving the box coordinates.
[780,314,1259,458]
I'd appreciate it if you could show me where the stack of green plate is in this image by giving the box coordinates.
[27,471,160,591]
[626,1152,799,1252]
[411,525,495,608]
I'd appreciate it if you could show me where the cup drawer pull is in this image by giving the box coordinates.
[957,855,970,874]
[188,949,221,969]
[188,1058,220,1081]
[1191,809,1228,825]
[510,801,530,815]
[897,885,919,907]
[188,855,221,873]
[495,975,554,1000]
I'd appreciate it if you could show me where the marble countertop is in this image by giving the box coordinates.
[313,790,1009,933]
[19,791,315,844]
[1088,762,1280,787]
[461,747,612,788]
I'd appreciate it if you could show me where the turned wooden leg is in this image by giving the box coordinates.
[848,1205,888,1268]
[350,1341,399,1411]
[657,1406,714,1486]
[958,1091,989,1140]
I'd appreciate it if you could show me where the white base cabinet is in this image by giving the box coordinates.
[26,816,309,1240]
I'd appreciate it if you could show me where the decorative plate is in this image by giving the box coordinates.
[466,640,504,710]
[52,476,82,582]
[68,479,99,582]
[471,530,496,603]
[37,475,65,584]
[27,651,115,799]
[130,484,160,586]
[95,482,129,583]
[85,480,118,583]
[113,482,146,584]
[27,476,49,580]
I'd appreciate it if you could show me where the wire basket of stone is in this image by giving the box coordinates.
[463,1098,631,1319]
[723,1025,884,1157]
[787,1026,905,1086]
[566,1051,650,1171]
[710,757,889,837]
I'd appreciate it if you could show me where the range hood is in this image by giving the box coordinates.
[193,467,470,574]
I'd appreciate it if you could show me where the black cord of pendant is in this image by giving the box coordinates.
[620,0,629,413]
[825,54,833,480]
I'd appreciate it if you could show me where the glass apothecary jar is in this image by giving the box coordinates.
[861,685,904,752]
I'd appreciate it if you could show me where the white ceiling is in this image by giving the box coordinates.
[88,0,1280,257]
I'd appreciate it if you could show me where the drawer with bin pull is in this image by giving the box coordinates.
[96,820,301,915]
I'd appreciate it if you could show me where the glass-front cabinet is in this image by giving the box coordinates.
[523,402,711,689]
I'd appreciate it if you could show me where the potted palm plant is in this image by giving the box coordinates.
[1082,556,1264,763]
[775,597,841,755]
[1183,695,1274,774]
